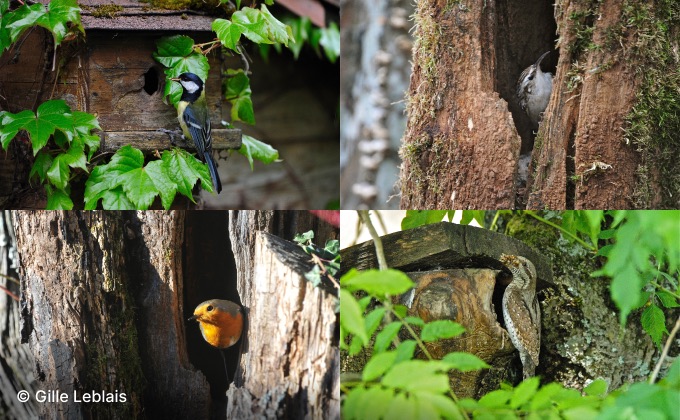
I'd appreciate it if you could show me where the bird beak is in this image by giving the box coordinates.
[169,77,181,82]
[188,314,198,321]
[535,51,551,67]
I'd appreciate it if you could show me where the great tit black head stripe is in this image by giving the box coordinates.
[169,72,222,194]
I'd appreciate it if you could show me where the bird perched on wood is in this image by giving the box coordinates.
[517,51,553,128]
[500,254,541,380]
[189,299,244,383]
[169,72,222,194]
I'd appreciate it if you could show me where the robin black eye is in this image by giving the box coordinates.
[207,305,213,312]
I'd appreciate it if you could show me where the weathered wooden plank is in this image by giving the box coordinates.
[340,222,554,287]
[99,129,242,152]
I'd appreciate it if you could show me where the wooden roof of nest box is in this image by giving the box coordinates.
[340,222,554,289]
[0,0,242,154]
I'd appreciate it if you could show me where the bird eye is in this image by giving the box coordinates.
[207,305,214,312]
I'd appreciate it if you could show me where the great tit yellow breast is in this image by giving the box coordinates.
[176,100,191,139]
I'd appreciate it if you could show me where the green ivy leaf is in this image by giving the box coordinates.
[38,0,82,45]
[101,186,135,210]
[117,165,158,210]
[610,263,642,326]
[342,269,415,299]
[318,22,339,63]
[84,165,116,209]
[421,320,465,342]
[442,352,490,372]
[62,136,87,171]
[238,134,280,170]
[641,304,667,348]
[47,153,72,190]
[224,69,255,124]
[0,0,11,51]
[258,5,294,46]
[45,186,73,210]
[30,151,53,183]
[213,18,243,51]
[232,96,255,125]
[324,239,339,255]
[162,147,212,196]
[145,159,177,210]
[82,133,101,160]
[284,16,311,59]
[153,35,194,68]
[231,8,268,44]
[6,3,44,41]
[1,100,74,154]
[72,110,101,135]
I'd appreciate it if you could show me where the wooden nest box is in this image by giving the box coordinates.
[0,0,241,155]
[341,222,554,397]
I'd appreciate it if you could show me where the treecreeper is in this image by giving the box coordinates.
[517,51,553,129]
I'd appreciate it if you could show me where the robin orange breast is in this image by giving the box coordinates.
[189,299,244,349]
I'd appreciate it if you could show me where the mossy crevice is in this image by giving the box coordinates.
[619,0,680,208]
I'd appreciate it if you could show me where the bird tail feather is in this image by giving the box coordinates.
[205,154,222,194]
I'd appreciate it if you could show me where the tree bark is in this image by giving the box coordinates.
[399,0,679,209]
[227,211,340,419]
[340,0,414,209]
[4,210,338,419]
[0,211,38,419]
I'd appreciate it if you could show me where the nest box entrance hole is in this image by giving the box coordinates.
[143,66,161,95]
[493,0,558,154]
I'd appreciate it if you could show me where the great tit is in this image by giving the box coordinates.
[169,72,222,194]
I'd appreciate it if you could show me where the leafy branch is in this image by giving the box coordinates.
[294,230,340,290]
[341,211,680,419]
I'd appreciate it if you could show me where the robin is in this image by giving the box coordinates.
[189,299,244,383]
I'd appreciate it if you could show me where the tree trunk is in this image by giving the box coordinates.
[226,231,339,419]
[0,211,39,419]
[340,0,414,209]
[399,0,679,209]
[4,210,338,419]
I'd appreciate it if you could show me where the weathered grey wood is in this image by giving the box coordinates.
[340,222,553,288]
[99,129,242,153]
[0,211,38,419]
[228,212,339,420]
